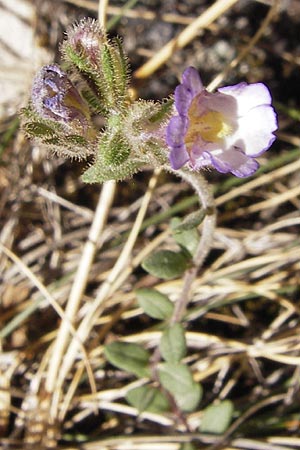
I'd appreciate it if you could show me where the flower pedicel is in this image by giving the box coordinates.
[166,67,278,177]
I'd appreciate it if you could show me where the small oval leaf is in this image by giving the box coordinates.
[160,323,186,363]
[200,400,234,434]
[158,362,202,412]
[171,217,199,256]
[126,385,171,413]
[172,210,206,232]
[141,250,188,280]
[176,381,202,413]
[104,342,150,378]
[136,288,174,320]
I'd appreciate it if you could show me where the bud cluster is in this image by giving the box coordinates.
[61,19,130,114]
[21,18,171,180]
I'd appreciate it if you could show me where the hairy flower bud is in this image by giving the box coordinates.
[62,18,130,113]
[66,18,105,66]
[31,64,90,129]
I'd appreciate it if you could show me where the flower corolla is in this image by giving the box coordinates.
[166,67,278,177]
[31,65,90,127]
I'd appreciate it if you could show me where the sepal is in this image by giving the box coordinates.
[124,99,172,166]
[100,133,131,166]
[21,104,95,160]
[61,18,130,113]
[82,158,144,183]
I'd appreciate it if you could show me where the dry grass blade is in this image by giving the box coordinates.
[45,0,115,420]
[53,169,161,419]
[207,0,280,91]
[45,181,116,413]
[134,0,239,79]
[98,0,109,28]
[0,242,96,397]
[63,0,202,25]
[216,157,300,206]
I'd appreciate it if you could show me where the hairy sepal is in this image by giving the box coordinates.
[62,20,130,113]
[21,105,95,160]
[82,158,143,183]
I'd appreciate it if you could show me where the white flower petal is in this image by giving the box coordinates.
[218,82,272,116]
[168,67,277,178]
[197,91,237,119]
[238,105,277,156]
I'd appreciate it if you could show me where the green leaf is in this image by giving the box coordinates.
[63,42,94,74]
[141,250,189,280]
[171,217,199,256]
[101,43,127,107]
[81,88,107,115]
[104,342,151,378]
[146,140,168,164]
[101,44,115,88]
[126,385,170,414]
[158,363,202,412]
[136,288,174,320]
[172,210,206,232]
[200,400,234,434]
[44,137,61,145]
[160,324,186,363]
[62,42,105,101]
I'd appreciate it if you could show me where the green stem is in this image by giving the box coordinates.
[169,169,216,324]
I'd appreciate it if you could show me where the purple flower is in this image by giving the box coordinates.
[31,64,89,126]
[166,67,278,177]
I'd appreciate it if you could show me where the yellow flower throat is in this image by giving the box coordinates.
[185,99,232,150]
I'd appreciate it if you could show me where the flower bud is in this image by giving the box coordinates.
[62,19,130,112]
[31,64,90,129]
[66,18,106,67]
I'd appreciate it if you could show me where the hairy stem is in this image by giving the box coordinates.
[169,169,216,324]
